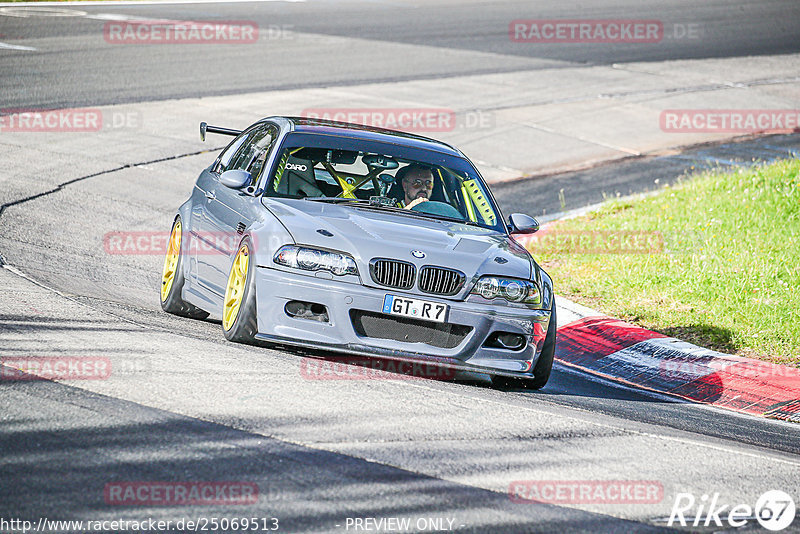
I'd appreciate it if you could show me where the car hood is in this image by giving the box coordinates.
[264,198,533,297]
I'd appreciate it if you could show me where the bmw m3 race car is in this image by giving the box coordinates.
[160,116,556,388]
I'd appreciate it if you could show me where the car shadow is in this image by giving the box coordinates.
[165,312,699,404]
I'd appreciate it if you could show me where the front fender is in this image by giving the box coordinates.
[244,210,295,271]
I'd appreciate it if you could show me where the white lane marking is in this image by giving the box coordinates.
[0,0,303,7]
[84,13,137,21]
[0,42,37,51]
[0,6,87,16]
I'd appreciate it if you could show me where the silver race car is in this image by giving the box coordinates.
[160,117,555,388]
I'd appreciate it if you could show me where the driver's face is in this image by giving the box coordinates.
[402,171,434,204]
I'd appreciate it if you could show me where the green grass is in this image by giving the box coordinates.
[529,158,800,365]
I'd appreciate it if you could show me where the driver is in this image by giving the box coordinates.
[396,164,434,209]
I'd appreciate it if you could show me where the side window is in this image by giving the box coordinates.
[216,124,278,186]
[215,131,252,174]
[243,125,279,183]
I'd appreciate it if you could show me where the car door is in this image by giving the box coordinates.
[196,123,279,297]
[190,128,251,295]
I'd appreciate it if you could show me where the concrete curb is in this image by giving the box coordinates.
[515,225,800,423]
[554,302,800,423]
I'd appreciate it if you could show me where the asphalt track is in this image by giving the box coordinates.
[1,0,800,108]
[1,1,800,532]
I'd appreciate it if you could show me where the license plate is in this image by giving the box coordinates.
[382,294,448,323]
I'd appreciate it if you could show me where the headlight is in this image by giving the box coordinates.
[274,245,358,276]
[470,276,541,306]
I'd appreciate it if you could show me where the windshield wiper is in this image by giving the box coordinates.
[415,213,484,227]
[352,203,485,227]
[302,197,369,204]
[303,197,487,228]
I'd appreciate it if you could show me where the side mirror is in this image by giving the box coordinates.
[508,213,539,234]
[220,169,251,189]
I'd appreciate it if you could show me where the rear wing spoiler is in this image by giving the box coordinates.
[200,121,241,141]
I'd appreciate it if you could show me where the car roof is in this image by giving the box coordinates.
[267,116,463,157]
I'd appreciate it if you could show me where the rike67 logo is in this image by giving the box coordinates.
[668,490,795,531]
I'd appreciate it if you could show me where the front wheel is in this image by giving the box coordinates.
[222,237,258,343]
[160,217,209,319]
[493,303,557,390]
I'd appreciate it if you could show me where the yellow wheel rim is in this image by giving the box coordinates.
[223,243,250,331]
[161,220,181,303]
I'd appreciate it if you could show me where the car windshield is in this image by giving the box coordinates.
[264,133,505,232]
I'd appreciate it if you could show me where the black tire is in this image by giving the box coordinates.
[222,236,258,344]
[160,217,209,319]
[492,303,557,390]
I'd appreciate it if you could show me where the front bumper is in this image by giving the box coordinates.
[254,266,552,377]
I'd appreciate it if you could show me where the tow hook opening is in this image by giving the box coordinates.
[484,332,526,351]
[285,300,330,323]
